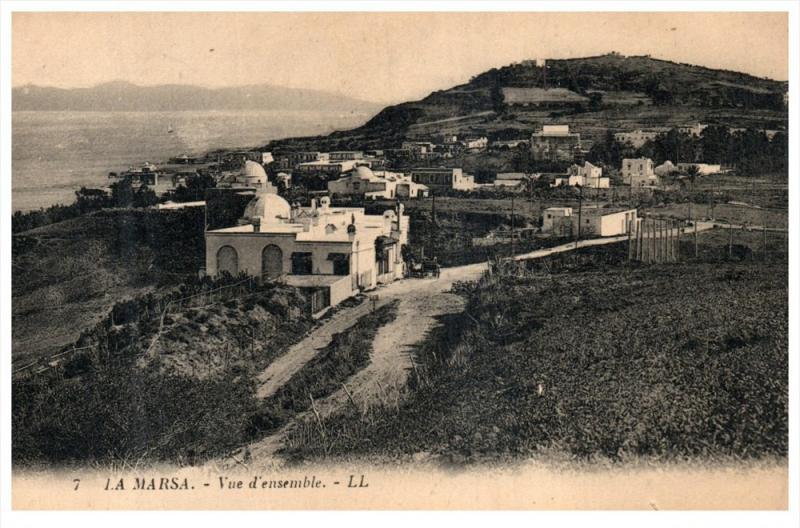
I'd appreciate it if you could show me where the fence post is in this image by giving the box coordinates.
[641,220,647,263]
[627,221,633,262]
[653,220,659,264]
[657,220,663,264]
[636,219,642,262]
[674,220,679,262]
[694,220,698,258]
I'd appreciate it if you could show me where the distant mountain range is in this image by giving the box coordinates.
[265,54,789,151]
[12,81,382,113]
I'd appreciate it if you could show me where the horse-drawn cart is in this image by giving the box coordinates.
[406,258,440,278]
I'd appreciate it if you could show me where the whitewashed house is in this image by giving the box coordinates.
[205,189,410,312]
[621,158,658,187]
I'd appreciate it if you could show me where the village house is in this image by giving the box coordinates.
[575,206,638,237]
[116,162,163,186]
[541,206,637,237]
[329,151,364,161]
[462,136,489,151]
[530,124,582,161]
[401,141,436,154]
[621,157,658,187]
[410,167,475,191]
[293,159,365,190]
[491,138,529,150]
[561,161,609,188]
[392,142,444,163]
[678,123,708,137]
[273,151,324,170]
[677,163,721,175]
[654,160,679,177]
[541,207,574,236]
[613,129,664,148]
[218,160,272,190]
[328,166,429,199]
[204,189,410,313]
[552,174,586,188]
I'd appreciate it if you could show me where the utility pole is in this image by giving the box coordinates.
[430,190,436,260]
[510,194,516,258]
[576,184,583,248]
[762,206,768,262]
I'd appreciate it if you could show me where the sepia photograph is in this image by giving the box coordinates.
[1,2,797,518]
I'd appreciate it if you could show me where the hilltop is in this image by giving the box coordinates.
[12,80,382,113]
[265,54,788,151]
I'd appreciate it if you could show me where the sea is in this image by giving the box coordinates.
[12,109,372,212]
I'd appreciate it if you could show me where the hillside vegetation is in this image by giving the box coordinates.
[266,54,787,151]
[12,286,400,467]
[12,208,206,364]
[286,242,788,464]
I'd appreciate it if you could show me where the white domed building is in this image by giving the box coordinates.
[328,165,429,199]
[220,160,276,192]
[205,187,410,313]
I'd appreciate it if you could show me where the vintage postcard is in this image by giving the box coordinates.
[2,4,797,518]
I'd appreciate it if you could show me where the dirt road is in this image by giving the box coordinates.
[229,263,484,468]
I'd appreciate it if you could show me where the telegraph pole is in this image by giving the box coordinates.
[429,190,436,260]
[510,194,516,258]
[576,184,583,248]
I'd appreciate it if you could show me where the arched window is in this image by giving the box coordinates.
[217,245,239,276]
[261,244,283,278]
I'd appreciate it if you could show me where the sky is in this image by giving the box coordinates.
[12,11,789,104]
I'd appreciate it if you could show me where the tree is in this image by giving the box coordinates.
[587,130,623,167]
[699,125,731,164]
[683,165,700,191]
[74,187,112,214]
[133,184,159,208]
[587,92,603,112]
[110,179,135,207]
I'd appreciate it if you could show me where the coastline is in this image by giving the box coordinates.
[11,107,374,214]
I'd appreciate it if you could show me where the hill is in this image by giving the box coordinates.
[265,54,788,151]
[12,80,382,113]
[12,208,206,365]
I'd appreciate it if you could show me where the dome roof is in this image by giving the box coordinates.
[354,165,377,180]
[243,160,267,183]
[242,192,291,227]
